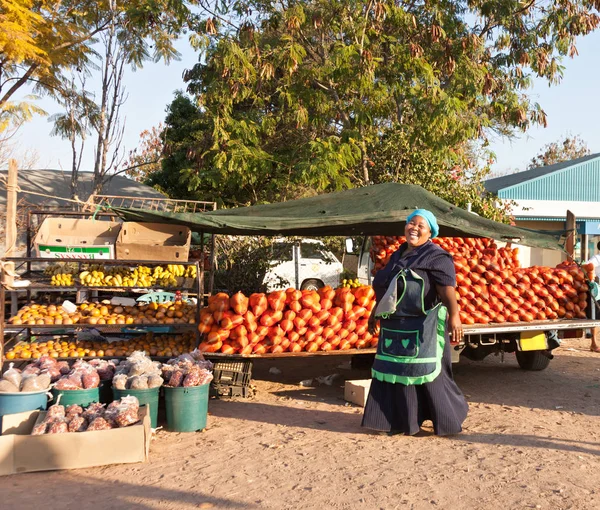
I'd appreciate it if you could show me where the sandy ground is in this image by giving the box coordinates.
[1,337,599,510]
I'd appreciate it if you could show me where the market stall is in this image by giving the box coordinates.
[0,211,217,470]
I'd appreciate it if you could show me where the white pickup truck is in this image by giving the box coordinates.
[263,239,343,292]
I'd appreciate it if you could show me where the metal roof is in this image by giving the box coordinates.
[484,153,600,199]
[515,217,600,222]
[0,169,166,208]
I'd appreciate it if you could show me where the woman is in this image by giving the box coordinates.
[362,209,468,436]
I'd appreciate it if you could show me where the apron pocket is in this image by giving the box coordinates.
[380,328,420,358]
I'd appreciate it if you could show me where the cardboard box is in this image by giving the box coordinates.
[34,218,121,259]
[116,222,191,262]
[0,407,150,476]
[344,379,372,407]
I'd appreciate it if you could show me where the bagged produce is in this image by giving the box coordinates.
[2,363,22,388]
[46,404,66,420]
[20,372,51,393]
[66,404,83,417]
[89,359,116,381]
[112,374,128,390]
[82,402,105,422]
[161,364,175,381]
[147,374,164,389]
[126,351,159,377]
[82,369,100,389]
[54,361,101,390]
[46,367,62,383]
[32,398,141,435]
[183,371,201,387]
[129,375,149,390]
[67,415,88,432]
[87,417,113,431]
[21,365,40,377]
[164,352,213,387]
[47,420,69,434]
[38,356,57,371]
[105,396,140,427]
[54,378,82,390]
[31,421,49,436]
[57,361,71,375]
[168,370,184,388]
[0,380,19,393]
[113,351,163,390]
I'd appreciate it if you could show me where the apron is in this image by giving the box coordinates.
[371,268,447,385]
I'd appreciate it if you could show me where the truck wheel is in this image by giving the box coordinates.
[301,279,323,291]
[515,350,552,371]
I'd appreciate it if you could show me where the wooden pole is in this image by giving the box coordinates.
[566,210,576,263]
[5,159,18,257]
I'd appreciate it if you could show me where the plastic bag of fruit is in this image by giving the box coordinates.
[2,363,22,388]
[105,396,140,428]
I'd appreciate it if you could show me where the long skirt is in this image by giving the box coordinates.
[361,339,468,436]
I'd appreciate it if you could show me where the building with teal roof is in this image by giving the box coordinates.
[485,153,600,265]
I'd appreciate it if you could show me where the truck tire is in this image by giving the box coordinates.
[301,279,323,291]
[515,350,552,371]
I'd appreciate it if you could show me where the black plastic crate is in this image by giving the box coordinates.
[212,360,252,387]
[210,383,253,398]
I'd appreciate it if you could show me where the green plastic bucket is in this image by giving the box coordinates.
[0,390,48,433]
[164,385,209,432]
[99,380,113,405]
[112,387,160,429]
[51,387,100,407]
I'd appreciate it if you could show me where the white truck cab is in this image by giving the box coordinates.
[264,238,343,291]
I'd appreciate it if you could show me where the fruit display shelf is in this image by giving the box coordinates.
[3,330,198,361]
[1,258,204,364]
[4,323,197,333]
[8,277,199,294]
[6,257,201,293]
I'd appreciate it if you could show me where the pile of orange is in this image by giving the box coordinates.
[8,301,196,326]
[4,331,197,360]
[370,236,590,325]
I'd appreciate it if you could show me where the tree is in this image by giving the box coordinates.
[527,135,590,169]
[123,124,165,182]
[49,74,98,199]
[151,0,599,216]
[0,0,195,131]
[90,20,128,197]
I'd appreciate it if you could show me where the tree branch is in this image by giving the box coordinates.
[0,64,38,109]
[53,21,111,52]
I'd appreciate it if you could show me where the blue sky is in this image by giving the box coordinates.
[8,30,600,176]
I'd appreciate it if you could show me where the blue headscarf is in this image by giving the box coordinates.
[406,209,439,239]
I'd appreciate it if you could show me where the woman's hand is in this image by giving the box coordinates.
[436,285,463,344]
[448,311,463,344]
[368,314,378,335]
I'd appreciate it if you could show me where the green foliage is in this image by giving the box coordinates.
[0,0,196,130]
[527,135,591,170]
[151,0,599,217]
[124,124,165,182]
[213,236,275,294]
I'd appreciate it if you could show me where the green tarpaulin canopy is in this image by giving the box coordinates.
[114,183,564,250]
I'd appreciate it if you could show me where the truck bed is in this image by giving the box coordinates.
[204,319,600,359]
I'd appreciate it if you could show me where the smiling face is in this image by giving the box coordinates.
[404,215,432,248]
